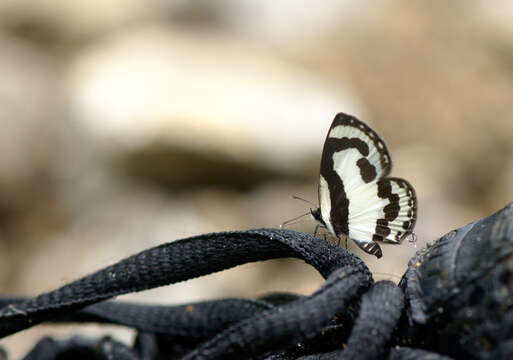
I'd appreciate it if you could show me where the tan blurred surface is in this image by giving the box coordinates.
[0,1,512,357]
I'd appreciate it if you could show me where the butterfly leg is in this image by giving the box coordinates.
[313,224,326,238]
[313,224,321,237]
[336,234,348,249]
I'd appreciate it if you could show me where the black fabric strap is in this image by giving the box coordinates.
[340,281,404,359]
[0,297,275,338]
[0,228,457,359]
[388,347,455,360]
[23,336,138,360]
[0,229,369,338]
[183,266,370,359]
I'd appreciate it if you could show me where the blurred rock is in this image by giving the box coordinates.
[67,25,359,191]
[0,0,152,43]
[473,0,513,36]
[167,0,369,46]
[0,34,67,289]
[0,35,60,197]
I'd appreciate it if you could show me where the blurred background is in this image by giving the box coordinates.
[1,0,513,356]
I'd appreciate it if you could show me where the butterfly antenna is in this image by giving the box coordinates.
[280,211,311,228]
[290,195,317,207]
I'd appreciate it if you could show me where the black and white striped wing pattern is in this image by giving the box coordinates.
[313,113,417,258]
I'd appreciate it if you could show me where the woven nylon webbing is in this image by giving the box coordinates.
[0,229,453,359]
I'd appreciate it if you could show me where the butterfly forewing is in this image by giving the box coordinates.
[323,114,391,190]
[316,113,417,258]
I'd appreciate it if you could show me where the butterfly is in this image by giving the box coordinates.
[310,113,417,258]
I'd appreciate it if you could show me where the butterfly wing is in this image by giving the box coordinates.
[317,113,417,258]
[347,177,417,243]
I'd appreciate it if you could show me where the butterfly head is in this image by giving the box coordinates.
[310,208,325,227]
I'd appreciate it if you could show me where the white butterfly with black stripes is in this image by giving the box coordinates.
[311,113,417,258]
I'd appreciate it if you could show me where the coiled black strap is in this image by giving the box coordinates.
[0,228,454,359]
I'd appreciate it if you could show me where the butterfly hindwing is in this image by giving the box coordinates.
[348,177,417,246]
[316,113,417,258]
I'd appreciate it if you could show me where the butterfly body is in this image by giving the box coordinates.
[313,113,417,258]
